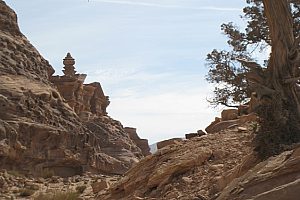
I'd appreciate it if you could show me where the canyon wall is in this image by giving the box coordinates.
[0,0,149,177]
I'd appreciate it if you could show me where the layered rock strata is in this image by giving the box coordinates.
[99,123,255,199]
[0,0,145,177]
[50,53,110,117]
[124,127,150,156]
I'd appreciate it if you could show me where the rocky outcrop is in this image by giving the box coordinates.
[0,1,54,80]
[50,53,110,117]
[124,127,150,156]
[156,138,183,150]
[99,124,254,200]
[0,0,144,177]
[217,146,300,200]
[221,109,238,121]
[99,119,299,200]
[0,169,119,199]
[206,113,258,134]
[185,130,206,139]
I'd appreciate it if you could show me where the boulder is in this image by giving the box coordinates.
[185,130,206,139]
[221,109,238,121]
[217,146,300,200]
[157,138,183,149]
[205,113,258,134]
[92,180,109,193]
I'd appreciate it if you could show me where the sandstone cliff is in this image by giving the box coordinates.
[0,0,149,177]
[1,1,299,199]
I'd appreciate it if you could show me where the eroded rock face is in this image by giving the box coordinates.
[0,170,120,199]
[0,0,143,176]
[0,1,54,80]
[50,53,110,117]
[205,113,258,134]
[217,146,300,200]
[99,125,254,200]
[185,130,206,139]
[124,127,150,156]
[156,138,183,150]
[221,109,238,121]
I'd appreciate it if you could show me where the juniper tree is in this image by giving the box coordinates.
[206,0,300,108]
[206,0,300,157]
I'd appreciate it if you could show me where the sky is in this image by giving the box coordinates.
[5,0,247,144]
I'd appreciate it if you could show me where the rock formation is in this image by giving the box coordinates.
[50,53,110,118]
[185,130,206,139]
[1,1,299,199]
[0,0,146,177]
[99,123,255,200]
[156,138,183,150]
[0,169,120,199]
[221,109,238,121]
[217,146,300,200]
[205,112,258,134]
[124,127,150,156]
[99,120,299,200]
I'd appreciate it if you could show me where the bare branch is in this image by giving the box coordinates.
[236,58,262,70]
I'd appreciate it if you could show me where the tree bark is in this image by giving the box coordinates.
[254,0,300,158]
[263,0,300,115]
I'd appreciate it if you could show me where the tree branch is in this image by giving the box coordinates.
[236,58,262,71]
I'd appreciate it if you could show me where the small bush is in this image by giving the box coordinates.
[76,185,86,194]
[19,188,35,197]
[254,100,300,159]
[34,191,79,200]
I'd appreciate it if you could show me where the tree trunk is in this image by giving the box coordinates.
[263,0,299,108]
[254,0,300,158]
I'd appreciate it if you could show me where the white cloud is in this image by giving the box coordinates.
[91,0,240,11]
[85,67,172,84]
[108,86,219,143]
[7,0,244,144]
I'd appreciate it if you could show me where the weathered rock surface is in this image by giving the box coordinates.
[124,127,151,156]
[217,146,300,200]
[206,113,258,134]
[99,124,255,200]
[50,53,110,117]
[0,0,144,176]
[100,121,300,200]
[221,109,238,121]
[0,170,119,199]
[0,1,54,80]
[185,130,206,139]
[157,138,183,150]
[92,179,110,193]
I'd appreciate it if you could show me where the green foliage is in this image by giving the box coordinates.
[206,0,300,107]
[254,99,300,159]
[34,191,80,200]
[207,0,300,158]
[75,185,87,194]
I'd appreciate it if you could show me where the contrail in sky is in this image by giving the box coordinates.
[91,0,240,11]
